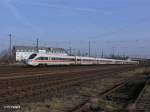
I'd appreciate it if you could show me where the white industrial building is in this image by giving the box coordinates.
[12,46,67,61]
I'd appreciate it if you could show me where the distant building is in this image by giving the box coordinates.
[131,58,148,65]
[12,46,67,61]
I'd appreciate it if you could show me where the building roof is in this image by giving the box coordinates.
[13,46,66,51]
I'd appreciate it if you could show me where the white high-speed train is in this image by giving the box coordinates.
[25,53,138,66]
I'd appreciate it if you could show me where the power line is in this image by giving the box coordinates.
[89,17,150,40]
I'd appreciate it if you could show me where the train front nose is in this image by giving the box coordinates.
[25,59,33,65]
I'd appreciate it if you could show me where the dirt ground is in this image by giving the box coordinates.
[15,67,149,112]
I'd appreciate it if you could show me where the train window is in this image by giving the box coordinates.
[36,57,48,60]
[44,57,48,60]
[71,59,75,61]
[36,57,42,60]
[52,57,59,60]
[29,54,37,59]
[77,59,81,61]
[51,57,56,60]
[67,58,75,61]
[51,57,75,61]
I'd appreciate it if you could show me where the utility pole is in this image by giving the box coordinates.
[36,38,39,52]
[68,41,72,56]
[112,47,115,56]
[101,49,104,58]
[9,33,12,63]
[88,41,91,57]
[69,47,72,56]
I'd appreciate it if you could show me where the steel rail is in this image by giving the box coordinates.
[0,67,134,104]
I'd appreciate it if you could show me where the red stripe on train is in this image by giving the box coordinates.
[32,60,73,62]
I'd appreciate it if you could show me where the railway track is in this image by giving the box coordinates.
[131,75,150,112]
[0,65,125,77]
[104,77,146,107]
[68,79,129,112]
[70,75,149,112]
[0,66,135,87]
[0,65,136,104]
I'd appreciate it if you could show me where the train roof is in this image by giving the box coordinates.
[31,53,138,62]
[35,53,116,60]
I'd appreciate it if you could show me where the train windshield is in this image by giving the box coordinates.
[28,54,37,59]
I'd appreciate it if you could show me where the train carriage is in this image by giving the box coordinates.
[26,53,138,66]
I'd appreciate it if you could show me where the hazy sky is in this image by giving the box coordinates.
[0,0,150,58]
